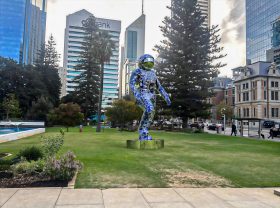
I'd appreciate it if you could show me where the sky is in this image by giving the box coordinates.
[46,0,246,77]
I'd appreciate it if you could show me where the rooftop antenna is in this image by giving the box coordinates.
[142,0,144,14]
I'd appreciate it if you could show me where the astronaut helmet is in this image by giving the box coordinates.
[138,54,154,70]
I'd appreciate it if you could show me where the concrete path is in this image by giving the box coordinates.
[0,188,280,208]
[204,127,280,142]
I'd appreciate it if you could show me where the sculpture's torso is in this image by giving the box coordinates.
[135,68,157,94]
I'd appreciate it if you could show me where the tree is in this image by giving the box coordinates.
[35,35,61,106]
[155,0,226,127]
[0,56,60,119]
[216,102,234,121]
[26,97,53,121]
[48,103,84,131]
[2,94,21,119]
[71,16,101,118]
[36,34,60,68]
[105,99,142,131]
[94,30,115,132]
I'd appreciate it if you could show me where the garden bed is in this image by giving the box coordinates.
[0,173,68,188]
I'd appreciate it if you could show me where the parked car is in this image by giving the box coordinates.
[263,120,275,128]
[208,123,217,130]
[207,123,224,131]
[190,122,204,129]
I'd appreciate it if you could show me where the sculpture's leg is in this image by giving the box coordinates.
[138,94,156,141]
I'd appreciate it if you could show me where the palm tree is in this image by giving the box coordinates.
[95,31,115,132]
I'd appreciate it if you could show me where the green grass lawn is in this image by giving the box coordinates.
[1,127,280,188]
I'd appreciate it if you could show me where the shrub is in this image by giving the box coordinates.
[0,159,12,171]
[194,129,204,133]
[17,146,43,161]
[11,159,45,175]
[41,134,64,158]
[44,151,82,181]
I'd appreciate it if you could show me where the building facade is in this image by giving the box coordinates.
[234,62,280,121]
[119,14,145,98]
[171,0,211,27]
[267,17,280,67]
[208,77,233,121]
[0,0,47,64]
[63,9,121,108]
[246,0,280,64]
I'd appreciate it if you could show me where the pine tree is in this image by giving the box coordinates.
[35,35,61,106]
[36,34,60,68]
[155,0,226,126]
[72,16,101,118]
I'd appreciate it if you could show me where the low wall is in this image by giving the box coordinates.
[0,128,45,143]
[0,121,45,128]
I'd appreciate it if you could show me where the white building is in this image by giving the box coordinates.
[58,67,67,98]
[63,9,121,108]
[197,0,211,27]
[119,14,145,98]
[171,0,211,27]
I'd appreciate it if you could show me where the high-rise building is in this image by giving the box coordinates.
[197,0,211,27]
[63,9,121,108]
[0,0,47,64]
[119,14,145,98]
[246,0,280,64]
[267,17,280,67]
[171,0,211,27]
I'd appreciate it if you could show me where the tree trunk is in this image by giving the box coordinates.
[96,62,104,132]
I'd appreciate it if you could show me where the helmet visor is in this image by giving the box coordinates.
[142,61,154,69]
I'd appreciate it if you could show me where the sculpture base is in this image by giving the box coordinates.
[126,139,164,150]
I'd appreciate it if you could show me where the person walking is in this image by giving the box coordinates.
[231,123,237,136]
[268,127,274,139]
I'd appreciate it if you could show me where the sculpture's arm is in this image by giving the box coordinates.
[156,78,171,106]
[129,69,142,103]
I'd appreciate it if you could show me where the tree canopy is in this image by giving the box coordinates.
[155,0,226,126]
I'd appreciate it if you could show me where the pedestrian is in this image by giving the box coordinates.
[231,123,237,136]
[258,129,265,139]
[268,127,274,139]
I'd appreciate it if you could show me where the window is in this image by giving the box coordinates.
[232,97,235,105]
[238,94,241,102]
[247,108,249,117]
[272,108,279,118]
[271,91,279,100]
[243,84,245,89]
[264,107,267,117]
[276,82,279,87]
[254,108,256,117]
[238,109,241,117]
[264,91,267,100]
[264,81,266,87]
[246,83,249,89]
[271,81,275,87]
[273,70,276,74]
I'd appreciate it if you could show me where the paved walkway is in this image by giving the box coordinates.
[204,127,280,142]
[0,188,280,208]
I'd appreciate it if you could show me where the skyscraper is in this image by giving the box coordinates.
[0,0,47,64]
[119,14,145,98]
[197,0,211,28]
[63,9,121,108]
[171,0,211,28]
[246,0,280,64]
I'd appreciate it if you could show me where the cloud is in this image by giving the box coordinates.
[220,0,245,44]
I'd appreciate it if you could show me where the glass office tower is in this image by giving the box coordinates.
[0,0,47,64]
[246,0,280,64]
[63,10,121,108]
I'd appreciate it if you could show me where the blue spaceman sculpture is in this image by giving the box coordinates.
[129,54,171,141]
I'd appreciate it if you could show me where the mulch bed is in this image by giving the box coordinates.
[0,172,68,188]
